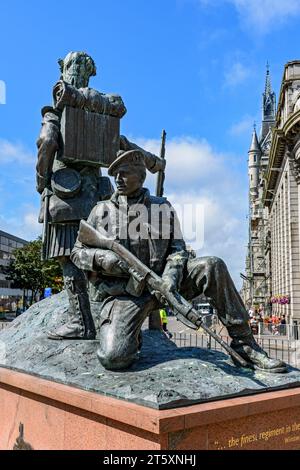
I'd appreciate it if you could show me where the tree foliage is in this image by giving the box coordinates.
[4,239,63,303]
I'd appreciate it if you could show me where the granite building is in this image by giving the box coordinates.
[242,61,300,323]
[263,61,300,322]
[241,66,276,314]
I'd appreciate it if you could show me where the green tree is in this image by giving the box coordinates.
[4,239,63,305]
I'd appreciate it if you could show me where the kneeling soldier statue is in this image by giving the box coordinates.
[71,149,287,373]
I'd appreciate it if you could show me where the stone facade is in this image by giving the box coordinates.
[241,66,276,313]
[264,61,300,322]
[243,61,300,323]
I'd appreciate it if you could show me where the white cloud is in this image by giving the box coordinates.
[0,138,39,231]
[133,136,227,188]
[0,139,39,240]
[132,136,248,288]
[0,81,6,105]
[169,192,246,288]
[0,206,41,242]
[24,210,41,236]
[224,62,252,87]
[229,115,256,136]
[0,139,35,165]
[199,0,300,34]
[231,0,300,33]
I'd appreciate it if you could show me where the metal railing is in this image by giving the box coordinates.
[171,332,300,367]
[256,322,300,340]
[195,315,300,340]
[1,319,299,366]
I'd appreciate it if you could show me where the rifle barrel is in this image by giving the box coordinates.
[156,129,166,198]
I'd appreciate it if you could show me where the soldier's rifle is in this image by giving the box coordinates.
[155,129,166,198]
[78,220,249,368]
[150,129,167,328]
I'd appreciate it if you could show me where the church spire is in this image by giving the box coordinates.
[261,62,276,140]
[265,62,272,95]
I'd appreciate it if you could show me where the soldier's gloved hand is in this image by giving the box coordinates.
[162,274,178,292]
[94,250,126,276]
[146,155,166,174]
[153,274,178,305]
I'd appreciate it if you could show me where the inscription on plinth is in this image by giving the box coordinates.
[209,410,300,450]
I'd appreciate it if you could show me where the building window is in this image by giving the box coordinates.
[254,155,257,162]
[8,239,16,248]
[0,236,8,245]
[0,280,10,288]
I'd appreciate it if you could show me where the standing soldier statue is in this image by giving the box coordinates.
[36,51,165,340]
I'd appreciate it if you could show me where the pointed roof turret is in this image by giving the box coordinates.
[261,62,276,140]
[249,124,260,153]
[265,62,272,95]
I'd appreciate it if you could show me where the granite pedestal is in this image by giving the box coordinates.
[1,293,300,449]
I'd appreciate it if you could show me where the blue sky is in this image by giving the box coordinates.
[1,0,300,286]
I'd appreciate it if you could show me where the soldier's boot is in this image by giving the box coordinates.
[228,324,287,373]
[48,279,96,340]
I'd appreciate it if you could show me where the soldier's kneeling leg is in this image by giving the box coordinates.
[97,294,156,370]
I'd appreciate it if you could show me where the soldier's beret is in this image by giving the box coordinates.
[108,150,146,176]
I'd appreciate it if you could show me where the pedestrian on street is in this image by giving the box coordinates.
[160,308,172,339]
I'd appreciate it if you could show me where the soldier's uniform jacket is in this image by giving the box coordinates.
[71,188,188,301]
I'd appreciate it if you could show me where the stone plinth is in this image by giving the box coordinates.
[2,292,300,410]
[2,294,300,449]
[1,368,300,450]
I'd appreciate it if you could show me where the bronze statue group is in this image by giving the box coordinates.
[36,51,287,373]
